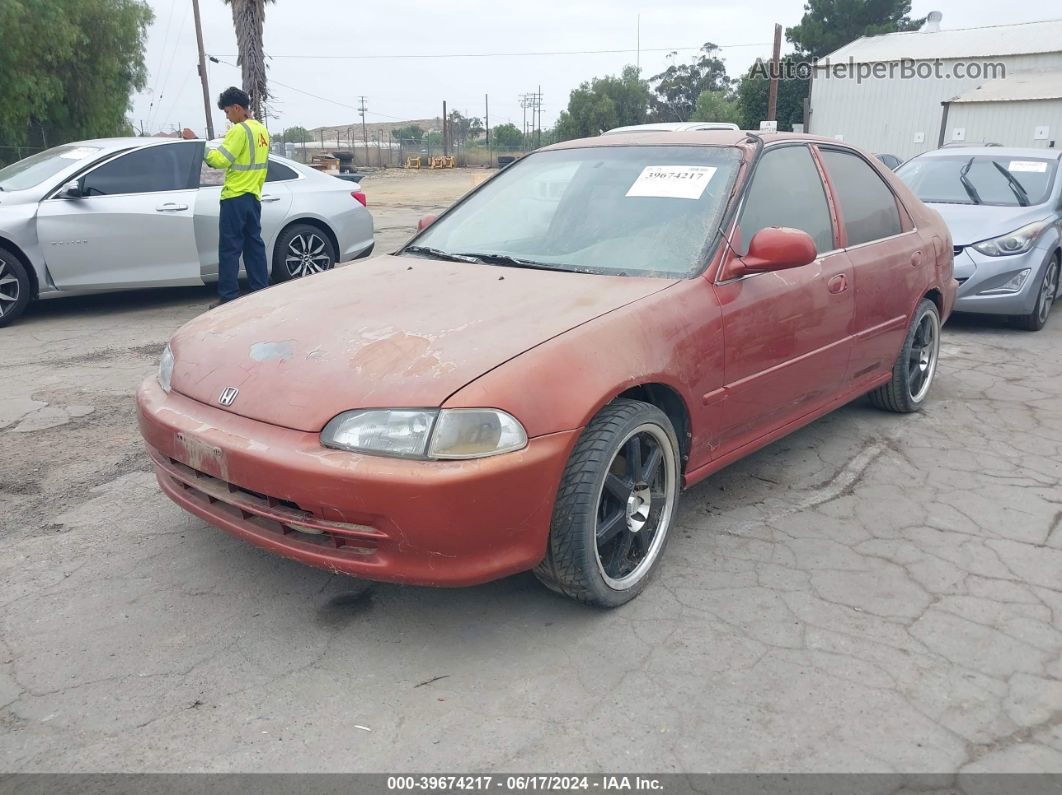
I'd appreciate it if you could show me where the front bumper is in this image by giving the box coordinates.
[952,245,1054,316]
[136,378,578,586]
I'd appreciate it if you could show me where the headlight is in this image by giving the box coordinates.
[971,219,1052,257]
[158,344,174,392]
[321,408,527,460]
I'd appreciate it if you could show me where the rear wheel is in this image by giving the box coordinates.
[271,223,337,283]
[1012,256,1059,332]
[534,399,681,607]
[0,246,31,328]
[868,298,941,413]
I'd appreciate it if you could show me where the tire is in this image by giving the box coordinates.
[868,298,941,413]
[271,223,337,283]
[0,246,32,328]
[534,398,681,607]
[1011,256,1059,332]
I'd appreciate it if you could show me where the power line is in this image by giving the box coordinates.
[210,42,772,61]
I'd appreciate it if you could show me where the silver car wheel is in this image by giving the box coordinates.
[285,233,332,278]
[907,309,939,403]
[1037,262,1059,326]
[593,423,678,591]
[0,257,19,319]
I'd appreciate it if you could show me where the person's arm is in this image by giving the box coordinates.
[204,125,246,169]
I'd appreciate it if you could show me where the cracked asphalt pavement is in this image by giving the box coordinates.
[1,169,1061,773]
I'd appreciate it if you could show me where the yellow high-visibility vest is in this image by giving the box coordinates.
[204,119,270,200]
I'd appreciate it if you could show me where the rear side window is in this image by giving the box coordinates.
[266,160,298,182]
[820,149,902,246]
[738,145,833,256]
[82,143,200,196]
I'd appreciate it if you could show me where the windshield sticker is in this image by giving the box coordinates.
[1008,160,1047,173]
[59,147,100,160]
[626,165,717,200]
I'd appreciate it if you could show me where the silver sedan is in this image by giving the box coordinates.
[0,137,374,326]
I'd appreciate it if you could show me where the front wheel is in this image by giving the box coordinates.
[0,246,31,328]
[271,224,337,283]
[534,399,681,607]
[1011,257,1059,332]
[868,298,941,413]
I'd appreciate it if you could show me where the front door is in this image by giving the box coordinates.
[36,142,203,290]
[713,144,855,455]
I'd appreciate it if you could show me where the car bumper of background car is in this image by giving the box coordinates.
[952,245,1053,316]
[136,378,578,587]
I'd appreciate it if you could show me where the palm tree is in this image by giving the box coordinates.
[222,0,274,120]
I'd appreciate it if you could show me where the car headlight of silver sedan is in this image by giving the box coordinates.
[321,408,528,460]
[971,218,1052,257]
[158,344,174,392]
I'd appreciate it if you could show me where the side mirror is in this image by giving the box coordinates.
[59,180,83,199]
[739,227,817,274]
[417,214,438,231]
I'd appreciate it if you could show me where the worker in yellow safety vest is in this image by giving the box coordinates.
[182,86,270,308]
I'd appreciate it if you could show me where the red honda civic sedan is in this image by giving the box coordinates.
[137,130,955,606]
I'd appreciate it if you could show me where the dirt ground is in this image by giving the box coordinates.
[1,167,1061,774]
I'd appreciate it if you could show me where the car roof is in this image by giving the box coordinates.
[544,130,862,151]
[913,146,1062,160]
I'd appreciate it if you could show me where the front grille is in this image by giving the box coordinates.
[153,451,385,555]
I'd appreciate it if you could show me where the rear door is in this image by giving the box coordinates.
[194,157,294,279]
[816,147,923,386]
[712,143,855,453]
[36,142,203,289]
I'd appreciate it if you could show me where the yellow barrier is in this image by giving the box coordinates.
[404,155,421,169]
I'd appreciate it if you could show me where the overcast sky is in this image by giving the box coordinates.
[131,0,1051,136]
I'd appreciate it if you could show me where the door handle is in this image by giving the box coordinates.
[827,273,848,294]
[155,203,189,212]
[261,195,281,203]
[911,250,924,266]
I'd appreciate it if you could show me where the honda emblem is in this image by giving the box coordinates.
[218,387,239,406]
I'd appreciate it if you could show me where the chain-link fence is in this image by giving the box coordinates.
[281,136,526,171]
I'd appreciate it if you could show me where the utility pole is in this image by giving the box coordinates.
[637,14,641,73]
[485,94,491,168]
[442,100,448,156]
[191,0,214,139]
[358,96,369,165]
[536,85,542,148]
[767,23,782,123]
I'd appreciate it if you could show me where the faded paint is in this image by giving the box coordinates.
[249,340,296,362]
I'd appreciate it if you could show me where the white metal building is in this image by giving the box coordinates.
[808,16,1062,160]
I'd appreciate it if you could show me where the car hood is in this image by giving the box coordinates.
[170,254,675,432]
[926,201,1051,246]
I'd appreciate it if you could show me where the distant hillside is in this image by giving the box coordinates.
[309,117,442,143]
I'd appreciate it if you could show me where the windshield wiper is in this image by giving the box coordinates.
[990,161,1031,206]
[454,252,561,271]
[958,157,983,205]
[402,245,479,263]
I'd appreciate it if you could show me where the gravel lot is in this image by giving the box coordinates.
[1,167,1061,773]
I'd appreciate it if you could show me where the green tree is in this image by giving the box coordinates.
[735,56,809,132]
[0,0,153,148]
[392,124,424,145]
[491,123,523,150]
[279,125,311,144]
[222,0,276,119]
[648,43,731,122]
[554,65,651,140]
[691,90,741,125]
[787,0,924,59]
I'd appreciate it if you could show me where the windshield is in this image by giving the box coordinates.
[0,145,102,192]
[897,155,1057,206]
[410,145,742,277]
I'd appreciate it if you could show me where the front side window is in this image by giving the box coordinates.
[410,145,742,277]
[897,155,1057,207]
[821,149,902,246]
[82,142,201,196]
[737,145,833,255]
